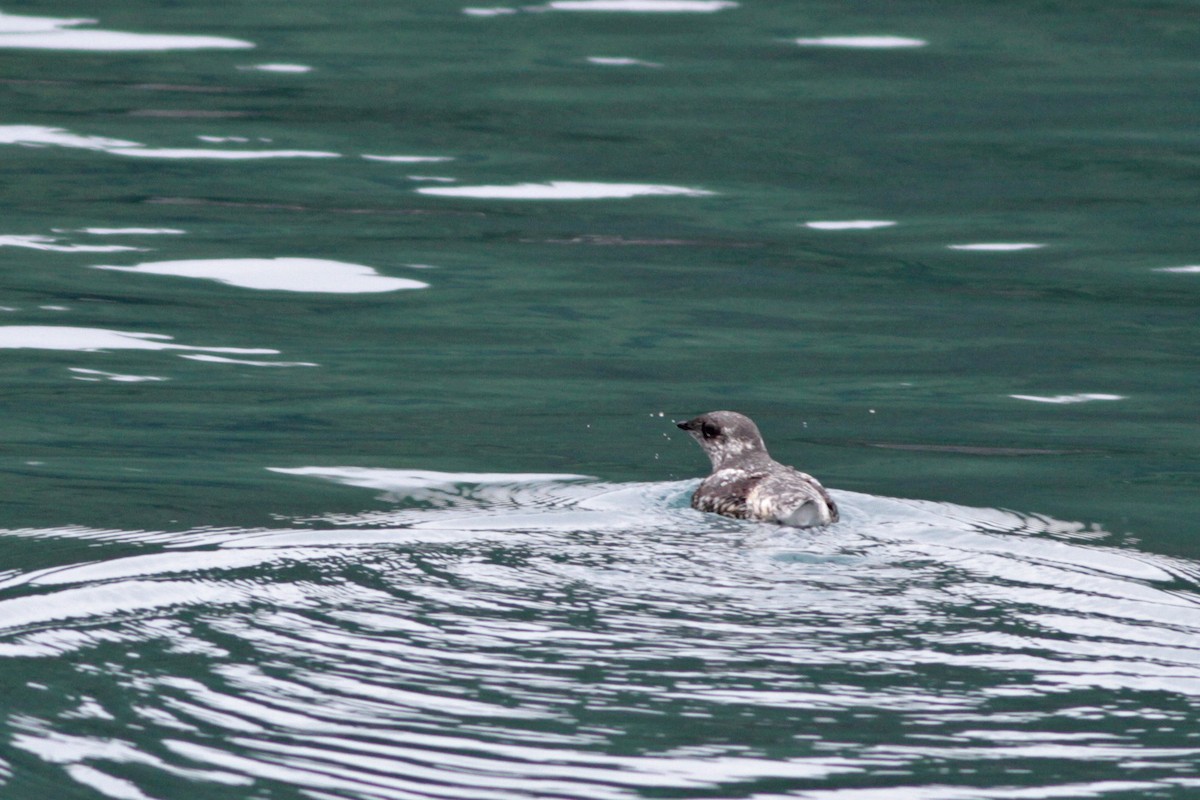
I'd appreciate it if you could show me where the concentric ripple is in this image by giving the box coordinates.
[2,473,1200,799]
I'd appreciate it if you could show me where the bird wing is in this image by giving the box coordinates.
[752,467,839,526]
[691,470,767,519]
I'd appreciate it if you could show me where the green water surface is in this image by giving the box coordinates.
[1,1,1199,797]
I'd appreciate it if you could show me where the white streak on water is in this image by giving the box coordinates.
[0,31,252,51]
[238,64,313,73]
[362,154,455,163]
[0,550,317,592]
[0,11,93,32]
[0,326,278,354]
[93,257,428,293]
[1010,393,1125,404]
[466,1,734,13]
[417,181,715,199]
[794,36,927,48]
[805,220,897,230]
[268,467,593,493]
[0,234,143,253]
[0,580,253,633]
[76,228,186,236]
[586,57,663,67]
[949,243,1045,251]
[0,125,140,150]
[0,125,338,160]
[109,148,340,160]
[177,354,318,367]
[68,368,168,383]
[0,11,254,51]
[63,764,153,800]
[540,0,738,11]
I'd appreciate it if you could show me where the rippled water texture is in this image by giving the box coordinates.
[6,473,1200,799]
[2,0,1199,798]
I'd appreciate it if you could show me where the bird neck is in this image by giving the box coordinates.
[711,445,772,471]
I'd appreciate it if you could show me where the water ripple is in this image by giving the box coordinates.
[2,472,1199,798]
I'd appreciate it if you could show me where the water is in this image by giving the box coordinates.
[2,1,1199,798]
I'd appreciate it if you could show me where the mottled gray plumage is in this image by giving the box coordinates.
[676,410,838,528]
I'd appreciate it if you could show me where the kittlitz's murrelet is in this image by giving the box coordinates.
[677,410,838,527]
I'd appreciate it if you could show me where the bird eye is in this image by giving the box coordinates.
[701,422,720,439]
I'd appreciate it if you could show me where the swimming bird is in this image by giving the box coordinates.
[676,410,838,527]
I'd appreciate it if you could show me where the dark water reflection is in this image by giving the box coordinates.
[4,473,1200,798]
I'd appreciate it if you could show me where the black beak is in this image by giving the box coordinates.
[676,420,693,431]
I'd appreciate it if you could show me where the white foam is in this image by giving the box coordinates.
[949,243,1045,251]
[1155,266,1200,273]
[0,326,277,354]
[92,257,429,294]
[542,0,737,11]
[794,36,927,48]
[1010,394,1125,405]
[362,154,455,163]
[0,12,253,51]
[417,181,715,199]
[804,220,896,230]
